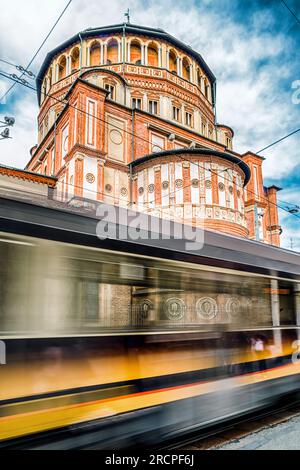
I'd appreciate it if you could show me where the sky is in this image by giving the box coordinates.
[0,0,299,249]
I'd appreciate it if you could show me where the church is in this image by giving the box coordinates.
[25,22,281,245]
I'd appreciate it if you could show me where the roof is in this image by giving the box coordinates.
[36,22,216,101]
[129,148,251,186]
[0,164,57,187]
[216,123,235,138]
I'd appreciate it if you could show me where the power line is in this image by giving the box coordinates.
[256,127,300,154]
[0,0,72,104]
[281,0,300,25]
[2,52,300,175]
[1,69,300,223]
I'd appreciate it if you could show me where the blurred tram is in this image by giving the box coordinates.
[1,195,300,448]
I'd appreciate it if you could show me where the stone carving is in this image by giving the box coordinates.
[86,173,95,184]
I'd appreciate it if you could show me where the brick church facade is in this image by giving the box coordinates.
[26,23,281,245]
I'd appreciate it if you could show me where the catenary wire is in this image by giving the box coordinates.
[0,0,72,104]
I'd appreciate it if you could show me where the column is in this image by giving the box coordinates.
[86,46,90,67]
[182,161,191,204]
[55,63,59,81]
[103,43,107,64]
[176,57,181,76]
[154,165,161,207]
[100,43,104,65]
[189,63,193,83]
[158,47,162,67]
[141,45,145,65]
[97,159,105,201]
[144,45,148,66]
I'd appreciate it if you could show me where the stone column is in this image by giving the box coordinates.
[97,159,105,201]
[189,63,194,83]
[100,43,104,65]
[176,57,181,76]
[55,63,60,81]
[141,45,145,65]
[103,43,107,64]
[144,45,148,66]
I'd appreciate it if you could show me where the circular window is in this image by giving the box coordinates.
[175,179,183,188]
[120,187,128,196]
[148,183,155,193]
[218,182,225,191]
[164,298,186,321]
[205,180,212,189]
[191,179,199,188]
[162,181,169,190]
[105,184,112,193]
[138,187,144,195]
[196,297,218,320]
[86,173,95,184]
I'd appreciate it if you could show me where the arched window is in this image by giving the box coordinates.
[41,79,47,102]
[147,42,158,66]
[90,41,101,66]
[71,47,80,72]
[204,78,210,100]
[47,69,52,90]
[131,40,142,65]
[182,57,190,81]
[169,50,177,74]
[107,39,119,64]
[58,56,67,80]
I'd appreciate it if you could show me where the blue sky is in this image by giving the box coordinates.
[0,0,299,249]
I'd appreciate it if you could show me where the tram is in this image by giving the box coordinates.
[0,195,300,449]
